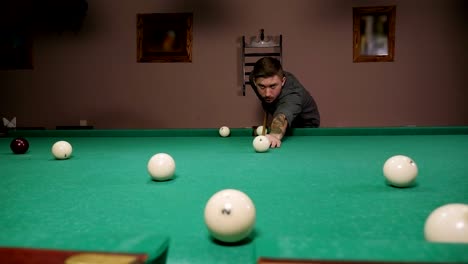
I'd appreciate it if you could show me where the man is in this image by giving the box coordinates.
[250,57,320,148]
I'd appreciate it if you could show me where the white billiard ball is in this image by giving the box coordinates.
[383,155,418,187]
[219,126,230,137]
[424,203,468,243]
[51,141,73,160]
[147,153,176,181]
[256,125,268,136]
[204,189,256,243]
[253,135,270,153]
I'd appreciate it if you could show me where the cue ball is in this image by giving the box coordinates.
[51,141,73,160]
[424,203,468,243]
[219,126,230,137]
[147,153,176,181]
[256,126,268,136]
[10,137,29,154]
[383,155,418,187]
[204,189,256,243]
[253,135,270,153]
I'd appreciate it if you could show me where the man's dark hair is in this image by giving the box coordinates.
[251,57,284,81]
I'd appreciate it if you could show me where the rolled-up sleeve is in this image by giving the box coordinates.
[274,92,302,127]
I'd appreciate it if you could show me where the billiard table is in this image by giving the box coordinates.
[1,127,467,264]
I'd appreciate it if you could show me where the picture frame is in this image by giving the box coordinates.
[137,13,193,63]
[0,31,33,70]
[353,6,396,63]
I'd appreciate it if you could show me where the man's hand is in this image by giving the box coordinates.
[266,134,282,148]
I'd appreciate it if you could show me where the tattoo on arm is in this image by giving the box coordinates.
[270,114,288,138]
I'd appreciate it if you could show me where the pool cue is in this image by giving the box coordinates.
[262,111,267,135]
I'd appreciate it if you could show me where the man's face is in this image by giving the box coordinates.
[255,75,286,103]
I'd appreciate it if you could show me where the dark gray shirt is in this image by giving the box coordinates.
[251,72,320,128]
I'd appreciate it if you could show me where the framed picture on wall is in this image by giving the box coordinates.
[0,31,33,70]
[353,6,396,62]
[137,13,193,63]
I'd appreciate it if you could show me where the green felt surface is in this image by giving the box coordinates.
[1,127,467,263]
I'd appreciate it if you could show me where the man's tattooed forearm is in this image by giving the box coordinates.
[270,114,287,135]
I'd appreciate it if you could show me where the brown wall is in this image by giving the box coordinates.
[1,0,467,129]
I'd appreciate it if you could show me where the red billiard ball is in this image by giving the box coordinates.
[10,137,30,154]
